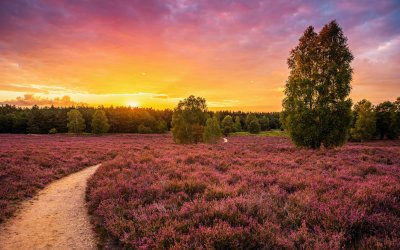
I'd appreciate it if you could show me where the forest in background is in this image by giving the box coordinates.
[0,104,281,134]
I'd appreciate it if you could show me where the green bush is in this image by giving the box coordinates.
[234,116,242,132]
[49,128,57,134]
[350,99,376,141]
[221,115,234,136]
[138,124,153,134]
[203,115,222,143]
[248,119,261,134]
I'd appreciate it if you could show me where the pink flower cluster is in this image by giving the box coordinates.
[86,136,400,249]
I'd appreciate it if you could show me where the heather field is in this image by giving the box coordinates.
[0,134,145,222]
[84,135,400,249]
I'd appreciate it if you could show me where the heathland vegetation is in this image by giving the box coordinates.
[0,20,399,249]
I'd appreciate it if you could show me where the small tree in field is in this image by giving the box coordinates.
[259,115,270,131]
[350,99,376,141]
[91,109,110,134]
[234,116,242,132]
[221,115,234,136]
[248,119,261,134]
[203,115,222,143]
[281,20,353,148]
[67,109,85,134]
[171,95,208,144]
[245,113,257,131]
[375,101,398,139]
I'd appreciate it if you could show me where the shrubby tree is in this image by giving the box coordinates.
[138,124,152,134]
[281,20,353,148]
[375,101,398,139]
[171,95,208,144]
[393,97,400,136]
[245,113,257,131]
[248,119,261,134]
[155,120,168,133]
[49,128,57,134]
[234,116,242,132]
[221,115,234,136]
[350,99,376,141]
[259,115,270,131]
[203,115,222,143]
[91,109,110,134]
[67,109,86,134]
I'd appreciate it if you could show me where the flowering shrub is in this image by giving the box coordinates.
[87,136,400,249]
[0,134,153,223]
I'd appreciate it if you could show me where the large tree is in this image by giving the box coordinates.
[67,109,86,134]
[281,20,353,148]
[91,109,110,134]
[171,95,208,144]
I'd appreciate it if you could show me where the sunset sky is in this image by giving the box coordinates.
[0,0,399,111]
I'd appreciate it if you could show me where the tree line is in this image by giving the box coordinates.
[350,98,400,141]
[0,104,279,135]
[0,105,172,134]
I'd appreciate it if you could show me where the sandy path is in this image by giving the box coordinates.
[0,164,100,250]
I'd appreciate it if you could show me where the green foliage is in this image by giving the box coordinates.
[91,109,110,134]
[232,129,287,137]
[27,105,45,133]
[394,97,400,136]
[49,128,57,134]
[67,109,86,134]
[221,115,234,136]
[203,115,222,143]
[350,100,376,141]
[234,116,242,132]
[375,101,398,139]
[245,113,257,130]
[281,20,353,149]
[155,120,168,133]
[0,105,281,135]
[259,115,270,131]
[248,119,261,134]
[138,124,152,134]
[171,95,208,144]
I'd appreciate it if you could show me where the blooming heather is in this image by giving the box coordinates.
[86,136,400,249]
[0,134,159,222]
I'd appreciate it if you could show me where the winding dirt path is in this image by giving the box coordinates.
[0,164,100,250]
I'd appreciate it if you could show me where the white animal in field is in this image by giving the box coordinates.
[223,137,228,143]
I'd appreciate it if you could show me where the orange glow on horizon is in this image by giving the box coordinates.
[0,1,399,111]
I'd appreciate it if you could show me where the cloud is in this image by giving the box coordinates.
[0,94,87,107]
[151,94,169,99]
[0,0,399,110]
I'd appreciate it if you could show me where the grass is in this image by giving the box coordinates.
[231,129,288,137]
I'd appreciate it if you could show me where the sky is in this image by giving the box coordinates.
[0,0,399,111]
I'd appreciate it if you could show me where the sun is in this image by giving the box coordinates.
[127,101,139,107]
